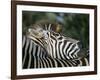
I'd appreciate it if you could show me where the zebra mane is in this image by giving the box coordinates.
[27,35,49,54]
[27,35,45,48]
[31,20,62,33]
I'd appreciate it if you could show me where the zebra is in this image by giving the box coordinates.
[22,36,89,69]
[23,35,72,68]
[22,36,88,69]
[27,23,89,60]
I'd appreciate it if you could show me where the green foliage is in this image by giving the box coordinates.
[62,13,89,48]
[22,11,89,48]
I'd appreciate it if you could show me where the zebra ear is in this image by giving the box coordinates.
[56,24,62,33]
[28,28,31,32]
[26,28,31,35]
[77,48,88,58]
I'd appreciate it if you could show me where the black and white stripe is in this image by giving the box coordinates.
[22,36,48,68]
[23,35,89,69]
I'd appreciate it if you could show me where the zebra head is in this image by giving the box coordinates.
[27,25,45,39]
[27,21,62,41]
[26,24,50,50]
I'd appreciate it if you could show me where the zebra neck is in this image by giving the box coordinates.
[27,35,45,48]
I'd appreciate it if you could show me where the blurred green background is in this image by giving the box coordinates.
[22,11,89,49]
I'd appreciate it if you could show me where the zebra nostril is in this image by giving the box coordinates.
[77,49,88,58]
[77,41,82,49]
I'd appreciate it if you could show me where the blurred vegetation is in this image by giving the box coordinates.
[22,11,89,49]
